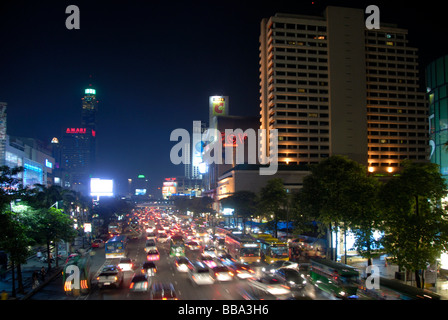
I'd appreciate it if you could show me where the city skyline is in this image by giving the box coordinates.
[1,0,448,197]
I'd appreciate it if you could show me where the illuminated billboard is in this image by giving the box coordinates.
[135,189,147,196]
[162,178,177,199]
[90,178,114,196]
[209,96,229,125]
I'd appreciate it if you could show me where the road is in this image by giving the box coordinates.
[29,234,336,300]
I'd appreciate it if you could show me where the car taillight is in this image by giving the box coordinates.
[229,272,234,276]
[129,282,134,289]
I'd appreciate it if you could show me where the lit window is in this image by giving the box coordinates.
[386,41,394,46]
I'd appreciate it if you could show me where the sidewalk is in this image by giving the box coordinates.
[345,254,448,300]
[0,239,90,300]
[0,254,64,300]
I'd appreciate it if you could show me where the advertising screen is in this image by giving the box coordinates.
[90,178,114,196]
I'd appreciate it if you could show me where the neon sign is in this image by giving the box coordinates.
[65,128,96,137]
[221,132,248,147]
[66,128,86,134]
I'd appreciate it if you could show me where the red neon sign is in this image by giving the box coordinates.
[66,128,86,134]
[65,128,96,136]
[221,132,248,147]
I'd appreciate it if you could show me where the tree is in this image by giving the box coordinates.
[0,211,33,296]
[298,155,380,262]
[258,178,288,238]
[0,165,31,295]
[380,161,448,288]
[25,207,77,271]
[220,191,258,232]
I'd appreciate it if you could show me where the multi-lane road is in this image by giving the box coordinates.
[29,233,335,300]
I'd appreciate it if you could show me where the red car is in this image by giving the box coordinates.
[91,239,105,248]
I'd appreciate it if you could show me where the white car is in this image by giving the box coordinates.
[175,257,190,272]
[203,246,217,258]
[118,258,134,271]
[212,265,234,282]
[247,275,291,296]
[188,261,214,286]
[262,260,299,273]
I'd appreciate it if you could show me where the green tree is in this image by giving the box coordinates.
[298,155,380,262]
[0,211,33,296]
[259,178,288,238]
[220,191,258,232]
[380,161,448,288]
[25,207,77,271]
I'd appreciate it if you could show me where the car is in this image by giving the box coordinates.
[187,261,214,286]
[175,257,190,272]
[262,260,299,273]
[146,232,157,241]
[118,258,134,271]
[145,239,157,253]
[96,265,123,289]
[150,282,178,300]
[247,274,291,296]
[91,239,105,248]
[212,265,234,282]
[185,241,201,251]
[199,253,217,268]
[141,261,157,276]
[147,249,160,261]
[129,274,151,293]
[203,245,217,257]
[226,262,256,279]
[157,233,169,243]
[274,267,307,289]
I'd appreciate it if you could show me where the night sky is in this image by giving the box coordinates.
[0,0,447,197]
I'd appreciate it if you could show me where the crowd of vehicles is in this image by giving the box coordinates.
[60,207,441,300]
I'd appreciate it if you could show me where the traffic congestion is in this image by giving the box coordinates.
[50,207,441,301]
[54,207,336,300]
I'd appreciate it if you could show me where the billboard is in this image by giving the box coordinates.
[162,178,177,199]
[135,189,147,196]
[90,178,114,196]
[209,96,229,126]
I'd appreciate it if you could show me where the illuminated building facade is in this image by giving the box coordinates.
[5,135,55,187]
[58,86,99,195]
[427,55,448,180]
[61,127,96,194]
[259,6,428,175]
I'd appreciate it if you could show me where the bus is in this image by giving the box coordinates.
[215,227,233,238]
[225,232,261,264]
[252,233,289,264]
[309,258,360,299]
[105,235,128,258]
[170,234,186,257]
[62,254,91,296]
[108,222,122,235]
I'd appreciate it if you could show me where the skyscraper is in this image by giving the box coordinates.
[59,85,99,195]
[81,85,98,131]
[259,6,428,174]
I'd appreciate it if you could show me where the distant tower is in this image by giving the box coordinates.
[81,76,98,131]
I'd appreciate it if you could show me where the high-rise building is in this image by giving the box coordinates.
[59,85,99,195]
[427,55,448,180]
[81,86,98,131]
[61,127,96,193]
[259,6,428,175]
